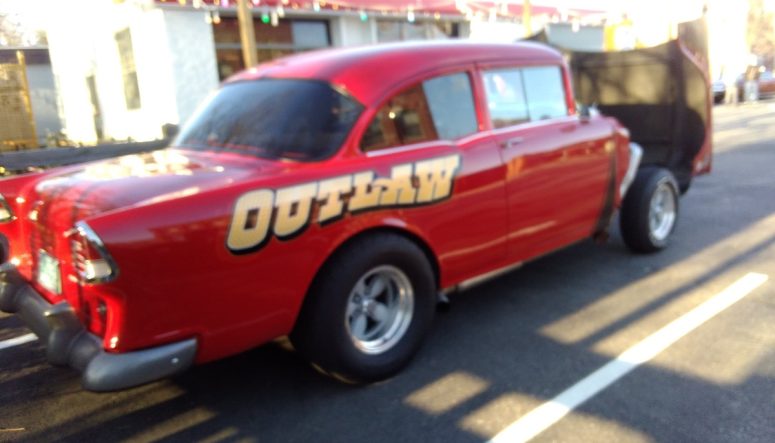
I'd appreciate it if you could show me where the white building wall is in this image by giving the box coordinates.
[330,16,376,47]
[468,20,524,43]
[45,0,103,144]
[163,9,219,127]
[545,23,605,51]
[46,2,217,144]
[92,6,178,142]
[707,0,750,81]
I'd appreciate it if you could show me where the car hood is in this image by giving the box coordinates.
[28,149,282,227]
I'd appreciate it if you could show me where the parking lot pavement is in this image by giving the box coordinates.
[1,103,774,443]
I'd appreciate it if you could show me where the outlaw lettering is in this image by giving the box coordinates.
[227,154,460,253]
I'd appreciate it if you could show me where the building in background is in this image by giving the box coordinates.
[599,0,751,83]
[33,0,606,145]
[0,47,61,149]
[699,2,752,82]
[44,0,218,145]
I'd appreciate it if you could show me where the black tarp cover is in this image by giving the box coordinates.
[526,30,711,186]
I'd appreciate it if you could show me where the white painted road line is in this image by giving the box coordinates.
[0,333,38,351]
[488,272,770,443]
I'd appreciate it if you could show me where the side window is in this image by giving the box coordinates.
[361,72,478,152]
[522,66,568,121]
[482,69,529,128]
[482,66,568,128]
[361,84,437,152]
[422,73,478,140]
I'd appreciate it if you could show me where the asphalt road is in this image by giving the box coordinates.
[1,102,774,443]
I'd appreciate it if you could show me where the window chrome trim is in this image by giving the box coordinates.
[441,261,524,295]
[363,130,494,157]
[364,140,452,158]
[74,221,120,284]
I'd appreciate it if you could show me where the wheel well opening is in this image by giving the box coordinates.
[291,227,442,335]
[311,227,441,295]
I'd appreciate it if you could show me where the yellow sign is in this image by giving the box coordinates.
[0,51,38,151]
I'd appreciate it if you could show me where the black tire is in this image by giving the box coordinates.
[678,177,692,195]
[620,167,680,253]
[290,233,436,383]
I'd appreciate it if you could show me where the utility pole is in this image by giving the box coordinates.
[523,0,533,38]
[236,0,258,68]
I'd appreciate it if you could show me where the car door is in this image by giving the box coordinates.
[358,70,509,285]
[479,64,612,262]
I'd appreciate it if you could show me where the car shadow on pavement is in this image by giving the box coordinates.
[9,216,774,443]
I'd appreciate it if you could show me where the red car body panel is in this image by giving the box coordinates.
[0,42,634,366]
[679,43,714,176]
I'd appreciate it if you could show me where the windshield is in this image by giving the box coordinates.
[174,79,364,161]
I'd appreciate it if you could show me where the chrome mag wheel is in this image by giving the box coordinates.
[649,180,677,242]
[345,265,414,355]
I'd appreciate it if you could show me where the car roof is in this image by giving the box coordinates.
[226,40,563,105]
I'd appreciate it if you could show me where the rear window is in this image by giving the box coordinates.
[174,79,364,161]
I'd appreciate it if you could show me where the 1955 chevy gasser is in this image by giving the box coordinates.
[0,41,711,391]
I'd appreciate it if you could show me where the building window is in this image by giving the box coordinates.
[376,20,459,43]
[213,18,330,80]
[86,75,103,141]
[115,28,141,110]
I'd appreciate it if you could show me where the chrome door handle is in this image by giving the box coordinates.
[499,137,524,149]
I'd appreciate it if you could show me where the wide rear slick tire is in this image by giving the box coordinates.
[290,233,436,383]
[620,167,680,253]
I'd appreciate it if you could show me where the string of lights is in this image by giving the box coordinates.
[153,0,603,27]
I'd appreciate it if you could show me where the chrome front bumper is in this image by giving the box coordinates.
[0,263,196,392]
[620,142,644,199]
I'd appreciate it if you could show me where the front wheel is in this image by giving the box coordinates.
[290,233,436,383]
[620,167,680,253]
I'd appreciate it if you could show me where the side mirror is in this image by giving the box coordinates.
[578,104,599,123]
[579,104,591,122]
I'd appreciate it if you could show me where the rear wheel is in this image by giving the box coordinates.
[620,167,680,253]
[290,233,436,383]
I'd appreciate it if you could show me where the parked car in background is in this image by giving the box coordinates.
[736,68,775,101]
[0,41,712,392]
[758,70,775,99]
[712,79,726,104]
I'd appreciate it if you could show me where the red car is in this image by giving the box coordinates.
[758,70,775,98]
[736,69,775,101]
[0,41,712,391]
